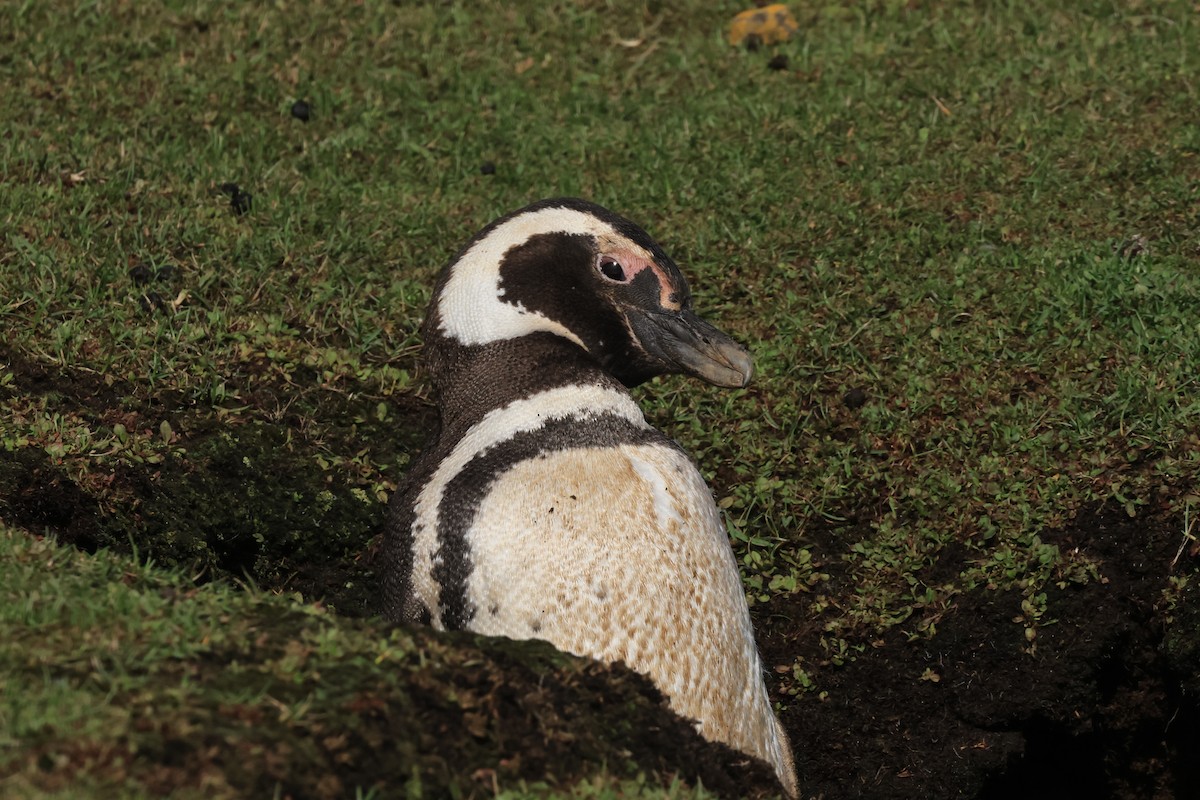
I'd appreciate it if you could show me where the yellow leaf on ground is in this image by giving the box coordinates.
[728,4,799,46]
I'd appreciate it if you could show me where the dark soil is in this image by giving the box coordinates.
[3,350,1198,798]
[771,513,1200,800]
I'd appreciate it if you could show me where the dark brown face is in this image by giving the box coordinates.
[430,197,752,388]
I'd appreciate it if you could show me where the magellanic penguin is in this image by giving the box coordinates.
[382,198,798,796]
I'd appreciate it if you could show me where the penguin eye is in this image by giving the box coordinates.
[597,257,628,283]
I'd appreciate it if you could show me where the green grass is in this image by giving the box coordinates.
[2,0,1199,793]
[0,525,743,798]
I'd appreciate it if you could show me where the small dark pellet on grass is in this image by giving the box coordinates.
[129,263,153,285]
[220,183,253,216]
[291,100,311,122]
[768,54,789,71]
[480,161,496,175]
[843,387,868,409]
[129,263,174,285]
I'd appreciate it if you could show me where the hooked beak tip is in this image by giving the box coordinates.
[630,307,754,388]
[704,343,753,388]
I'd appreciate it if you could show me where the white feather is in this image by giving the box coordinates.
[410,383,649,627]
[458,442,795,793]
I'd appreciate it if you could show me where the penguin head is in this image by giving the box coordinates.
[428,198,752,388]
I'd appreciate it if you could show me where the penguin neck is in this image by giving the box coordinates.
[428,332,627,438]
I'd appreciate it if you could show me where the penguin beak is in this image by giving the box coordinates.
[627,308,754,388]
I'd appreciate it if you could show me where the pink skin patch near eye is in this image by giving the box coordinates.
[602,250,682,311]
